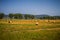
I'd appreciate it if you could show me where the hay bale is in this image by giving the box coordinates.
[35,22,38,25]
[8,21,11,23]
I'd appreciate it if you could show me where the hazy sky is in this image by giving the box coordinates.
[0,0,60,16]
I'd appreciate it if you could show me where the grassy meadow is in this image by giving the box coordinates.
[0,19,60,40]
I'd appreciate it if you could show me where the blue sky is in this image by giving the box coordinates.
[0,0,60,16]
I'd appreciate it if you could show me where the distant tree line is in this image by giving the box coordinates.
[0,13,35,19]
[9,13,35,19]
[9,13,23,19]
[39,16,60,19]
[0,13,60,19]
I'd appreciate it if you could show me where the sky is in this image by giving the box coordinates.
[0,0,60,16]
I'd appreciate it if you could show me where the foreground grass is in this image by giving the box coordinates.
[0,24,60,40]
[0,29,60,40]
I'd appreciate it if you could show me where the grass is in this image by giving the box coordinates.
[0,29,60,40]
[0,23,60,30]
[0,19,60,40]
[0,24,60,40]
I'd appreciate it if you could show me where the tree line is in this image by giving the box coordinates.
[0,13,60,19]
[39,16,60,19]
[0,13,35,19]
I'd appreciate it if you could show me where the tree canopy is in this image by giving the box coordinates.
[0,13,4,19]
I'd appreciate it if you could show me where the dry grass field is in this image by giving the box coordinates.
[0,19,60,40]
[0,19,60,24]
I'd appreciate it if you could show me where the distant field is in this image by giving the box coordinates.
[0,19,60,40]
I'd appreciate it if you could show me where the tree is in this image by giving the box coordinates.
[14,13,23,19]
[54,16,60,19]
[29,15,35,19]
[9,13,14,19]
[24,14,29,19]
[18,14,23,19]
[0,13,4,19]
[31,15,35,19]
[24,14,35,19]
[9,13,23,19]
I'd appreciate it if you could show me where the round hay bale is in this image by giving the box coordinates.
[8,21,11,23]
[35,22,38,25]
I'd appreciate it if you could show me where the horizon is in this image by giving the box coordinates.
[0,0,60,16]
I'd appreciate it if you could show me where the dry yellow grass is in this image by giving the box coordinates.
[0,19,60,25]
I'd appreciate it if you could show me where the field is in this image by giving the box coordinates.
[0,19,60,40]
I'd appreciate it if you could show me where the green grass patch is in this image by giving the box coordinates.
[0,24,60,40]
[41,24,60,29]
[0,29,60,40]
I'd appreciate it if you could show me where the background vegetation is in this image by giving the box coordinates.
[0,13,60,19]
